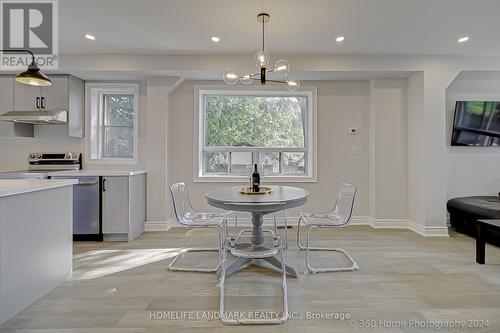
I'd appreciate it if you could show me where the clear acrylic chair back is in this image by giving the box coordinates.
[331,183,357,225]
[169,182,196,225]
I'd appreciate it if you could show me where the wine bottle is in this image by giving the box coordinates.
[251,164,260,192]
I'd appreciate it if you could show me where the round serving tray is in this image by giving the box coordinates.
[239,186,273,195]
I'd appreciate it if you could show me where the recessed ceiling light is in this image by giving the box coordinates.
[84,34,96,40]
[457,36,470,43]
[211,36,220,42]
[336,36,345,42]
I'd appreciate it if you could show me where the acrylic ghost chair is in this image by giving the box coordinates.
[296,182,358,274]
[168,182,231,272]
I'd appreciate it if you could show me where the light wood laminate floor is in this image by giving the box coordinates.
[1,226,500,333]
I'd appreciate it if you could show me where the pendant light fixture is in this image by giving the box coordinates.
[0,49,53,87]
[223,13,300,91]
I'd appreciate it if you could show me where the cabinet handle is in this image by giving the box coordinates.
[41,97,45,109]
[36,97,40,109]
[102,178,106,192]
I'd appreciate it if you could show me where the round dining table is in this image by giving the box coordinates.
[205,185,309,278]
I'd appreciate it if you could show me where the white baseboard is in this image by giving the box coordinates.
[144,220,175,231]
[350,216,448,237]
[351,216,409,229]
[145,216,449,237]
[103,233,128,242]
[408,220,449,237]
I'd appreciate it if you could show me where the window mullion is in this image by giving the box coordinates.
[99,93,105,159]
[204,147,307,153]
[302,152,307,176]
[279,152,282,174]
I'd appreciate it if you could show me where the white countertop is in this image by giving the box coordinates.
[47,169,146,177]
[0,179,78,198]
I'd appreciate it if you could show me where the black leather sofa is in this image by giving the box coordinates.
[447,195,500,246]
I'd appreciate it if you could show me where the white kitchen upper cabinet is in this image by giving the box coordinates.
[67,76,84,138]
[40,77,68,111]
[40,76,84,137]
[0,77,33,137]
[10,75,84,137]
[14,81,41,111]
[15,76,69,112]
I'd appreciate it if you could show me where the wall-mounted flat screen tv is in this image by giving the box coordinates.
[452,101,500,147]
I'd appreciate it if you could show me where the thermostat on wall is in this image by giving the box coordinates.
[348,128,358,135]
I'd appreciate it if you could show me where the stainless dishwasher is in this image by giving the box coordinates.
[50,176,103,241]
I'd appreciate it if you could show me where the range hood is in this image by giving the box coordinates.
[0,110,67,125]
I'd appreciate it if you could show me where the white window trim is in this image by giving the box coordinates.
[84,83,139,165]
[194,85,317,183]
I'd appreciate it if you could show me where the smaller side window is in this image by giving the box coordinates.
[85,83,139,163]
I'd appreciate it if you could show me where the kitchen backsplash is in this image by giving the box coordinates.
[0,125,147,171]
[0,126,83,170]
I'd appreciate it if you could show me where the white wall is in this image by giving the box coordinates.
[0,127,83,171]
[446,73,500,199]
[407,72,426,226]
[369,79,408,221]
[145,77,183,222]
[167,80,370,218]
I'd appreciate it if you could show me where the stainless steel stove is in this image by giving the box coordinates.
[0,152,81,179]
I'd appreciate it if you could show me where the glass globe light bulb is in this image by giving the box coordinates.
[274,59,290,75]
[254,50,270,68]
[223,70,239,85]
[285,77,300,92]
[240,71,254,85]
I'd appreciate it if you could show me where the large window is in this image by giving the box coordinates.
[196,87,316,181]
[85,83,139,163]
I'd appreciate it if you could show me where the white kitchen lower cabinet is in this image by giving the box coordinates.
[102,174,146,241]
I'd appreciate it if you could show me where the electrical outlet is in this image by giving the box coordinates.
[351,146,358,154]
[348,128,358,135]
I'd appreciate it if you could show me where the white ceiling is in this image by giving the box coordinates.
[59,0,500,56]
